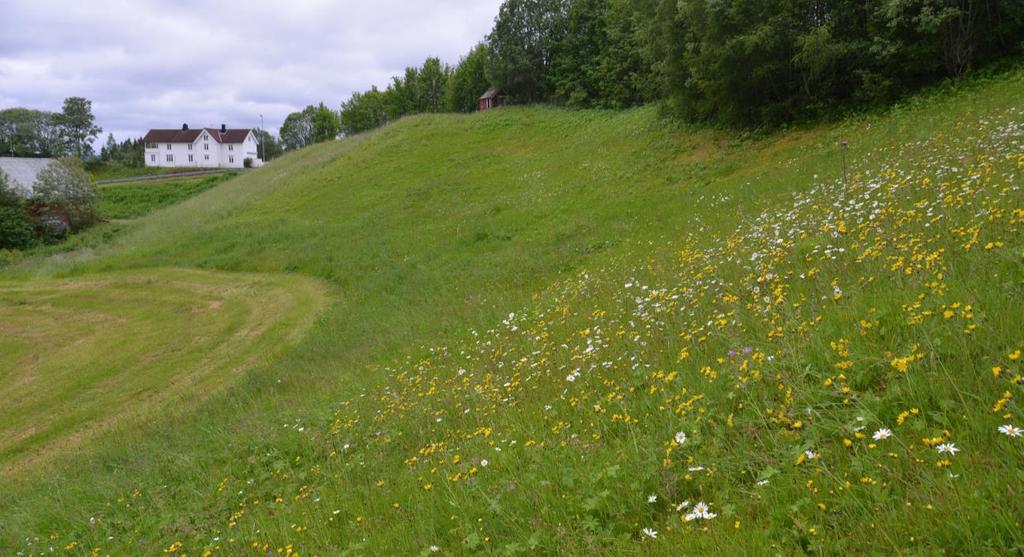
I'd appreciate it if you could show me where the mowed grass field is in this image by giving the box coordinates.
[0,68,1023,555]
[0,269,327,477]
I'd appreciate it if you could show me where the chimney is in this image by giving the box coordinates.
[182,123,189,131]
[220,124,226,133]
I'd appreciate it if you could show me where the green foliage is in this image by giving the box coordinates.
[281,104,341,149]
[659,0,1024,125]
[97,174,234,219]
[254,129,283,161]
[446,44,491,112]
[53,96,102,158]
[0,206,33,250]
[97,133,144,167]
[478,0,1024,125]
[340,57,458,134]
[0,168,21,208]
[339,88,389,135]
[0,97,106,158]
[334,0,1020,133]
[0,107,62,157]
[486,0,569,102]
[417,57,452,113]
[31,157,98,230]
[280,106,317,150]
[311,102,341,142]
[550,0,658,107]
[0,170,33,250]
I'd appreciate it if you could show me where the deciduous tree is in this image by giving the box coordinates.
[54,97,102,159]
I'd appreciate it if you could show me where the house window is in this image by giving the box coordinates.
[188,154,194,162]
[166,154,174,162]
[150,154,156,162]
[229,156,234,164]
[204,154,210,160]
[146,142,157,149]
[188,144,192,150]
[202,133,208,139]
[228,145,234,151]
[166,143,172,149]
[204,143,209,150]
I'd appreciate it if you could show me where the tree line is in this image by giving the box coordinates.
[278,0,1022,146]
[0,97,103,158]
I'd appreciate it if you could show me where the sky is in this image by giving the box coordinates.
[0,0,503,141]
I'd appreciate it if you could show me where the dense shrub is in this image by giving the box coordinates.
[0,169,34,250]
[0,207,34,249]
[31,157,98,231]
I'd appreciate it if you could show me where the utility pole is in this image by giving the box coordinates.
[840,140,849,188]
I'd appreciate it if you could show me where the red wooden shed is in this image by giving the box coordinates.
[479,88,506,111]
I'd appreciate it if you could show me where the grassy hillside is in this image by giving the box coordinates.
[1,69,1023,555]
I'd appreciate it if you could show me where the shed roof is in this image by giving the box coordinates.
[479,88,503,100]
[0,157,55,196]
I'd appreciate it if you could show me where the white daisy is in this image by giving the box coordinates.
[647,494,657,503]
[675,500,691,512]
[674,431,688,445]
[684,501,717,521]
[998,424,1023,437]
[872,428,892,441]
[641,527,658,539]
[935,443,959,455]
[480,459,489,467]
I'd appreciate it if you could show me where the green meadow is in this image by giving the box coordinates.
[97,174,236,219]
[1,69,1023,555]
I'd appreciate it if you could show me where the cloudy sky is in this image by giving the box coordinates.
[0,0,503,140]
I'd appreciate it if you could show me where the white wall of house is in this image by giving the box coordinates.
[145,141,198,168]
[242,135,260,165]
[144,131,263,169]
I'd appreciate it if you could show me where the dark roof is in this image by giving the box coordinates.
[214,128,253,143]
[143,129,201,143]
[143,128,252,144]
[479,88,503,100]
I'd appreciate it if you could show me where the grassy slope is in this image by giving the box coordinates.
[1,69,1023,555]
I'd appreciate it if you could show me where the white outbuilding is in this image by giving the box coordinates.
[143,124,262,169]
[0,157,55,196]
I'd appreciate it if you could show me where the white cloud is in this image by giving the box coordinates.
[0,0,503,139]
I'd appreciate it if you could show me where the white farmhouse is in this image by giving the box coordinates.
[143,124,262,169]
